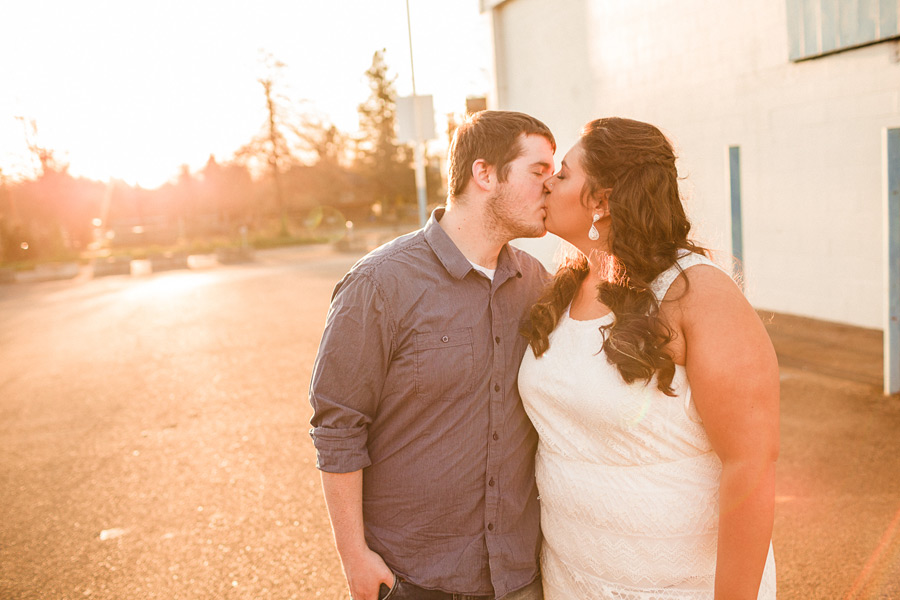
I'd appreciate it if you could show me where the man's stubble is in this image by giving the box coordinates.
[484,184,545,243]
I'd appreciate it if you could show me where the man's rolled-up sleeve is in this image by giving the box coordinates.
[309,271,394,473]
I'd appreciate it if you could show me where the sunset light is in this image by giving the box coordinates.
[6,3,897,598]
[0,0,491,187]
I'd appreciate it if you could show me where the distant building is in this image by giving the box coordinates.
[482,0,900,329]
[466,96,488,115]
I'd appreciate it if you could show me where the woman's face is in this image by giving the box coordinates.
[542,142,594,244]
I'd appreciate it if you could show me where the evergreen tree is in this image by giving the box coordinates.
[356,49,414,216]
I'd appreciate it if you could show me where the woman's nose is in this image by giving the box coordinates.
[543,176,554,193]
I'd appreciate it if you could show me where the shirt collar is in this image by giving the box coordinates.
[425,207,523,281]
[497,241,523,279]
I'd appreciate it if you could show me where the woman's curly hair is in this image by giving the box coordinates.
[522,117,709,396]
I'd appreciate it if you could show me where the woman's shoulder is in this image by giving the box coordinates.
[663,253,753,337]
[654,251,736,303]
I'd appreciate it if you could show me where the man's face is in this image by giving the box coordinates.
[484,133,555,241]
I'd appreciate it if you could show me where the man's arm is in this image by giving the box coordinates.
[320,470,393,600]
[310,270,396,600]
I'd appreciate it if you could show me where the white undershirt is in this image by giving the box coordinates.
[468,260,496,281]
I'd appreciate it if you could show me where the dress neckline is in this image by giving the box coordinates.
[563,305,615,326]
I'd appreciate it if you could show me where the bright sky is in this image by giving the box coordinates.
[0,0,492,187]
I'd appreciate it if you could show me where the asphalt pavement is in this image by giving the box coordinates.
[1,244,898,599]
[1,245,357,600]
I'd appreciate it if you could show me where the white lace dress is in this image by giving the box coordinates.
[518,253,776,599]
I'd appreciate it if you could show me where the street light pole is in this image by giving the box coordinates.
[406,0,428,227]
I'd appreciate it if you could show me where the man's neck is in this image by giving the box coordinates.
[439,202,506,270]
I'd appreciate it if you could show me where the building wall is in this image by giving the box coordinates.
[489,0,900,328]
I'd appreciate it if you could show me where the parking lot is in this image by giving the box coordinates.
[1,244,898,599]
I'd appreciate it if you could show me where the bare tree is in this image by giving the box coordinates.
[234,54,296,235]
[260,56,290,235]
[289,116,347,167]
[16,117,68,177]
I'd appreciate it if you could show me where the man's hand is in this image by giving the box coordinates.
[342,546,394,600]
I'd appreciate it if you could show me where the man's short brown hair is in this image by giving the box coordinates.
[447,110,555,199]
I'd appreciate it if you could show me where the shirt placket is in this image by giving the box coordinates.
[483,270,509,590]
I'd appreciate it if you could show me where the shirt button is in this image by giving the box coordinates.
[489,477,495,486]
[441,335,449,343]
[492,432,499,441]
[487,523,494,531]
[494,336,500,344]
[494,384,500,392]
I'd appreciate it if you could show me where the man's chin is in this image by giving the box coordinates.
[521,224,547,239]
[504,220,546,241]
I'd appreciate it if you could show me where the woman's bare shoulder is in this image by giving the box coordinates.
[663,263,743,314]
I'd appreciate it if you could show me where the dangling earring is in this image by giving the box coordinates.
[588,214,600,241]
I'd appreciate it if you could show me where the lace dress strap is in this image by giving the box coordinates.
[650,251,732,303]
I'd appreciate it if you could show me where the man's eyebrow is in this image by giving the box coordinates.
[531,161,553,171]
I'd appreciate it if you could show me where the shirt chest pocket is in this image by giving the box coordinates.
[414,328,475,401]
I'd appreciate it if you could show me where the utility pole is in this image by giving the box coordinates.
[406,0,428,227]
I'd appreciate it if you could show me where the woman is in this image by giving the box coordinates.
[519,117,778,599]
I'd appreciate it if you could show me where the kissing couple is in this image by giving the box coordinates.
[310,111,778,600]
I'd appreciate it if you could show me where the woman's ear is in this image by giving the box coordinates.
[471,159,494,192]
[590,188,612,218]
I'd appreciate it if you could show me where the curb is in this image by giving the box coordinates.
[2,250,257,284]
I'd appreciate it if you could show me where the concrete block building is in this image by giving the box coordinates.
[483,0,900,332]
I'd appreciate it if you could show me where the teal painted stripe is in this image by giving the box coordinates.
[880,0,899,36]
[803,0,820,56]
[821,0,840,52]
[787,0,900,61]
[886,128,900,395]
[857,0,879,41]
[729,146,744,286]
[786,0,804,59]
[839,0,862,46]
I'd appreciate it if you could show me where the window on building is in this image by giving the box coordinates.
[786,0,900,60]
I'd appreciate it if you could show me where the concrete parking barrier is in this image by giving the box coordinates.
[215,247,254,264]
[149,252,189,272]
[130,260,152,276]
[187,254,217,269]
[92,257,133,278]
[15,262,81,283]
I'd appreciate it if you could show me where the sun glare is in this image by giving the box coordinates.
[0,1,491,188]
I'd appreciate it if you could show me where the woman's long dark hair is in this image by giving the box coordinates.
[523,118,709,395]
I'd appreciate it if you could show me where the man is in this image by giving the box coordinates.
[309,110,555,600]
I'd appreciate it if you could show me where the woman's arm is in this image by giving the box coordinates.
[674,265,780,600]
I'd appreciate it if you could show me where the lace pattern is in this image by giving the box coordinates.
[519,252,776,599]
